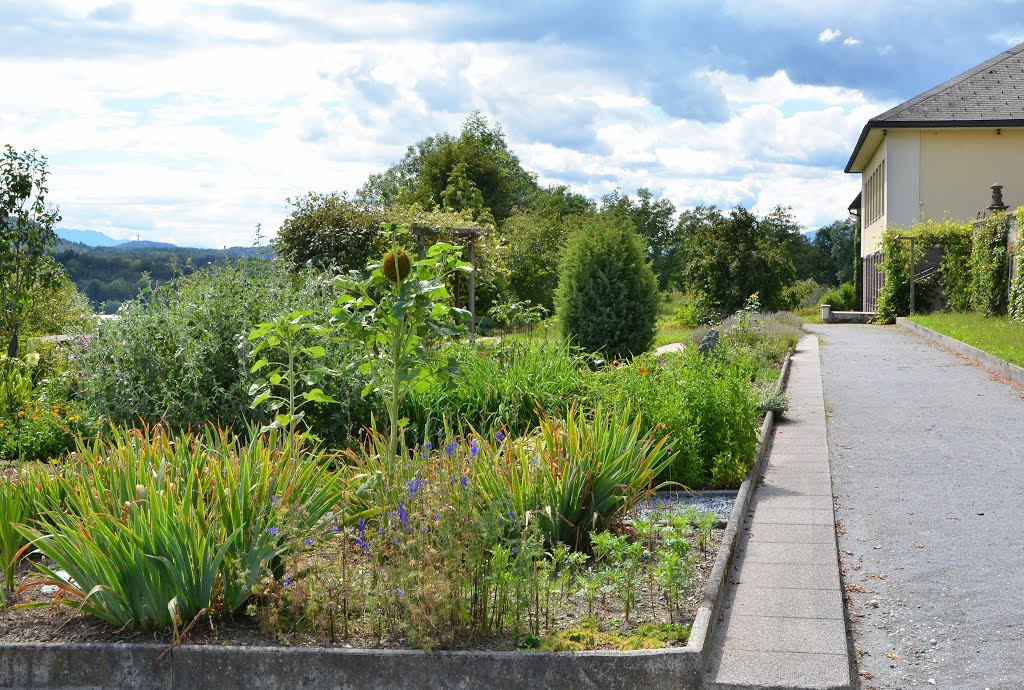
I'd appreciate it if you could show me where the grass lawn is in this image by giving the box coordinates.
[488,317,693,350]
[909,312,1024,368]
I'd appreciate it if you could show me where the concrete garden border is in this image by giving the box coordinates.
[0,357,792,690]
[896,317,1024,386]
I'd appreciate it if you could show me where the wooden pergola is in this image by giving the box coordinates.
[410,226,487,333]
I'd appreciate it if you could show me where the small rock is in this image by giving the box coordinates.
[40,584,59,596]
[928,679,936,685]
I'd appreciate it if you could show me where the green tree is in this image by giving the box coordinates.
[1,145,62,358]
[556,214,658,359]
[679,205,798,318]
[359,113,538,224]
[500,188,596,310]
[602,188,680,290]
[24,268,95,336]
[812,219,856,286]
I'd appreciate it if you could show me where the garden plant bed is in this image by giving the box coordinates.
[0,526,724,652]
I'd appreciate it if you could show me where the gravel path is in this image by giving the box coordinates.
[809,324,1024,688]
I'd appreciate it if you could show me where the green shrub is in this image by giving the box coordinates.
[596,349,760,489]
[81,260,375,446]
[820,282,856,311]
[24,270,95,338]
[0,401,101,462]
[556,215,658,359]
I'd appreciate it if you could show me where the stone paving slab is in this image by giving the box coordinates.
[738,540,837,565]
[746,506,835,525]
[714,615,847,655]
[704,335,850,689]
[730,562,840,590]
[726,586,846,620]
[705,650,850,690]
[745,523,835,544]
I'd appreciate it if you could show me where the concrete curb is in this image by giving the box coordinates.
[896,317,1024,386]
[688,352,792,674]
[0,356,791,690]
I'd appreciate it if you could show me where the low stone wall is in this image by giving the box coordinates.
[821,305,875,324]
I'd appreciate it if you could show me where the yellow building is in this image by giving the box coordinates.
[846,42,1024,309]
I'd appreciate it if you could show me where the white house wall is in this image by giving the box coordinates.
[886,129,921,233]
[919,128,1024,222]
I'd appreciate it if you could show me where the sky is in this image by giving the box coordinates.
[2,1,1023,248]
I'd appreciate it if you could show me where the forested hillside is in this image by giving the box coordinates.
[54,241,270,313]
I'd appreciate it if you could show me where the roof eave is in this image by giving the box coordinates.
[845,118,1024,173]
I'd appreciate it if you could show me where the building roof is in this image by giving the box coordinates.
[846,42,1024,172]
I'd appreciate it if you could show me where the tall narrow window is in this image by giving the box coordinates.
[865,160,885,225]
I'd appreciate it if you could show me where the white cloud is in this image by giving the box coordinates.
[818,28,842,43]
[0,1,900,246]
[843,37,861,46]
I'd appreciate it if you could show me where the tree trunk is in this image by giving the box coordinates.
[7,326,18,359]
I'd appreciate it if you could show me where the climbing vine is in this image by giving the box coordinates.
[1009,208,1024,322]
[969,212,1010,317]
[872,219,972,324]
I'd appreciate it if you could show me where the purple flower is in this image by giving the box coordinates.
[469,439,479,457]
[395,588,405,597]
[355,534,369,554]
[445,440,458,457]
[357,517,365,533]
[495,430,505,442]
[508,510,516,519]
[270,495,280,506]
[434,513,440,521]
[332,525,340,533]
[511,546,517,554]
[406,477,424,495]
[459,475,468,487]
[283,577,292,588]
[303,537,313,547]
[398,502,409,529]
[266,526,279,537]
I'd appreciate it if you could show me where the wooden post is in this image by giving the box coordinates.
[468,234,476,334]
[909,238,916,316]
[417,231,425,261]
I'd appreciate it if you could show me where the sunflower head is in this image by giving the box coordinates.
[382,249,412,282]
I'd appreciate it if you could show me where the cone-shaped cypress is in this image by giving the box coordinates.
[556,214,658,359]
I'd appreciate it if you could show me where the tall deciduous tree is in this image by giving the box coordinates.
[602,188,680,290]
[359,112,538,224]
[679,205,798,319]
[1,145,61,358]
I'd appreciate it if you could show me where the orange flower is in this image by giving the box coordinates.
[637,368,647,376]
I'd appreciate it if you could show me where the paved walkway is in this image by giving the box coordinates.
[705,336,851,689]
[810,324,1024,688]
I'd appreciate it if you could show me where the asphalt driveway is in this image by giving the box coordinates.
[808,324,1024,689]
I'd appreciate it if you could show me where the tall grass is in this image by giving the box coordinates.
[471,405,672,549]
[16,427,353,630]
[405,340,589,441]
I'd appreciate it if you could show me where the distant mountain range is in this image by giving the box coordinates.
[56,228,124,247]
[55,228,259,253]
